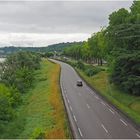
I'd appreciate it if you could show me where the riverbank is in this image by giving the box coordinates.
[0,59,71,139]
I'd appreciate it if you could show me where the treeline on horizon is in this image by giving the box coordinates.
[0,42,83,56]
[63,1,140,96]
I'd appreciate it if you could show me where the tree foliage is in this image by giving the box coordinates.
[0,51,40,93]
[63,1,140,95]
[0,51,41,126]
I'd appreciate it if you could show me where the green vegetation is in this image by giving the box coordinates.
[63,1,140,96]
[0,51,41,93]
[66,59,140,124]
[0,42,83,56]
[76,68,140,124]
[0,52,40,129]
[0,51,41,138]
[0,59,71,138]
[73,61,102,77]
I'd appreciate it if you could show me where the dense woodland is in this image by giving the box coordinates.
[63,1,140,95]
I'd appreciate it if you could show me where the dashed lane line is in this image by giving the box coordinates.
[136,133,140,138]
[101,124,108,133]
[109,109,115,115]
[120,119,127,126]
[73,115,77,122]
[101,101,106,106]
[78,127,83,137]
[70,105,73,111]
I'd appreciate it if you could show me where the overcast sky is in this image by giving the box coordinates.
[0,1,133,47]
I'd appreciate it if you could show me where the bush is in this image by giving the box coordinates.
[30,128,45,139]
[0,51,41,93]
[76,61,85,70]
[67,61,77,67]
[14,68,34,93]
[84,66,102,77]
[43,52,54,58]
[0,84,15,122]
[9,87,21,107]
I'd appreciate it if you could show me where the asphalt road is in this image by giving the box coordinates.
[51,59,140,139]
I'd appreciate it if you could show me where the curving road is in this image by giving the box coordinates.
[51,59,140,139]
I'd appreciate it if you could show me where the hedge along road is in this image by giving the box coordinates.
[50,59,140,139]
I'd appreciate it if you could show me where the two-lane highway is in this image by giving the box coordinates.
[51,59,140,139]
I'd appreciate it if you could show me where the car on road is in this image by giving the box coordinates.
[77,80,83,86]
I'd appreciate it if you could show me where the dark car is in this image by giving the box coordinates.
[77,80,83,86]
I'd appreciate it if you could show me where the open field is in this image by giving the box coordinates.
[77,68,140,124]
[0,59,71,139]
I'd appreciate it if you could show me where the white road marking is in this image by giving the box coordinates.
[101,101,106,106]
[101,124,108,133]
[120,119,127,126]
[136,133,140,138]
[68,99,70,104]
[64,90,67,93]
[109,109,115,114]
[86,103,90,109]
[73,115,77,122]
[95,96,99,99]
[70,105,73,111]
[78,127,83,137]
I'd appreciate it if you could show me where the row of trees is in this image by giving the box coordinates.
[63,29,106,65]
[107,1,140,95]
[0,52,41,130]
[63,1,140,95]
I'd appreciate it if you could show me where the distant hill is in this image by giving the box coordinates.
[0,42,83,56]
[46,42,83,52]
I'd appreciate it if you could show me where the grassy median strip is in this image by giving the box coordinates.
[1,59,71,139]
[77,68,140,124]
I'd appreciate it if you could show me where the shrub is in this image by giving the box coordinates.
[0,51,41,93]
[30,128,45,139]
[85,66,102,77]
[14,68,34,93]
[76,61,85,70]
[0,84,15,122]
[85,68,95,77]
[9,87,21,107]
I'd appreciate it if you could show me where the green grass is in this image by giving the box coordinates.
[0,59,71,139]
[77,68,140,124]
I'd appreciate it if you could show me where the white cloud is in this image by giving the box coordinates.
[0,1,133,47]
[0,33,90,47]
